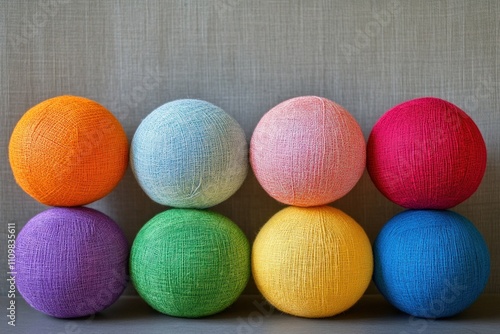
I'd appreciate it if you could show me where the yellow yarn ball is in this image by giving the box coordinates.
[252,206,373,318]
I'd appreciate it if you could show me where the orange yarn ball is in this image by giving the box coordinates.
[9,96,128,206]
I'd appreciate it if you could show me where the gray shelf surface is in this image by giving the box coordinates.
[2,294,499,334]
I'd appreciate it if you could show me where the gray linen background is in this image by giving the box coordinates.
[0,0,499,296]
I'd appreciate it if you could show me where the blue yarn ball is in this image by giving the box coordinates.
[131,99,248,208]
[373,210,490,319]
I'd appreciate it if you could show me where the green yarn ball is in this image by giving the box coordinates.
[130,209,250,318]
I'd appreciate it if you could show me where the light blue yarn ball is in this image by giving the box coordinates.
[131,99,248,208]
[373,210,490,319]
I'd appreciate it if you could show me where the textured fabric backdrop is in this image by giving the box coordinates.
[1,0,499,295]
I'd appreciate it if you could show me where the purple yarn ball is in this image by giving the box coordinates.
[15,207,129,318]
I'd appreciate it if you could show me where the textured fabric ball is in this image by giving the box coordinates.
[15,207,129,318]
[130,99,248,208]
[367,97,487,209]
[252,206,373,318]
[250,96,365,207]
[373,210,490,319]
[130,209,250,318]
[9,95,128,206]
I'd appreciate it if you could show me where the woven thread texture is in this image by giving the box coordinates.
[15,207,129,318]
[131,99,248,209]
[8,95,129,206]
[250,96,366,207]
[367,97,487,209]
[130,209,250,318]
[373,210,490,318]
[252,206,373,318]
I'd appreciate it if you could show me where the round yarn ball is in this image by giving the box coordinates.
[130,208,250,318]
[252,206,373,318]
[9,95,128,206]
[130,99,248,209]
[373,210,490,319]
[250,96,366,207]
[15,207,129,318]
[367,97,487,209]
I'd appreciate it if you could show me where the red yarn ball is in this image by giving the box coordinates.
[367,97,487,209]
[251,96,366,207]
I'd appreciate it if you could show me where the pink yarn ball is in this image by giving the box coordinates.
[367,97,487,209]
[250,96,366,207]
